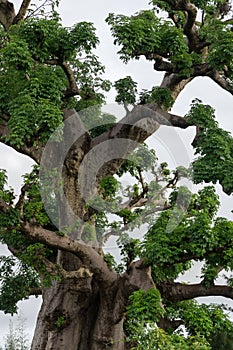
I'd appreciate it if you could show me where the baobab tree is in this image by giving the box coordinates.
[0,0,233,349]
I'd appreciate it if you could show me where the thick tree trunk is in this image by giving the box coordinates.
[31,261,126,350]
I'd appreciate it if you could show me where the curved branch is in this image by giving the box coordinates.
[183,2,198,51]
[158,280,233,302]
[43,59,80,98]
[60,61,80,98]
[20,222,117,284]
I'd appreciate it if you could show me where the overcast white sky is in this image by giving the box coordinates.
[0,0,232,345]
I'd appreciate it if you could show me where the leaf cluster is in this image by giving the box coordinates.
[186,100,233,194]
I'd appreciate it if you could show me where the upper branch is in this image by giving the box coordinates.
[60,61,80,98]
[45,59,80,98]
[183,2,199,51]
[13,0,31,24]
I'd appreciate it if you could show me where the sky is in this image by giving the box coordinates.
[0,0,232,346]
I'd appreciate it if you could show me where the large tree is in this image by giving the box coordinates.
[0,0,233,349]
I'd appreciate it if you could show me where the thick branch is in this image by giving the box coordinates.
[158,280,233,302]
[154,56,175,72]
[90,104,191,182]
[209,70,233,96]
[183,2,199,51]
[20,222,117,283]
[13,0,31,24]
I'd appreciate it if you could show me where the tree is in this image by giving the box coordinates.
[0,0,233,349]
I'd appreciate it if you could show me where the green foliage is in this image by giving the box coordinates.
[114,76,138,105]
[0,256,40,314]
[106,11,161,62]
[143,186,223,281]
[100,176,119,200]
[55,315,66,329]
[129,327,211,350]
[117,234,141,268]
[139,86,174,110]
[117,143,157,177]
[166,299,233,342]
[200,20,233,72]
[17,18,99,61]
[186,100,233,194]
[0,15,109,147]
[125,290,212,349]
[21,166,52,226]
[125,288,164,334]
[106,10,192,76]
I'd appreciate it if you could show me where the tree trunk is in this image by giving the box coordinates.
[31,257,126,350]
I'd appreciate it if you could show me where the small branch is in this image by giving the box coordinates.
[13,0,31,24]
[61,61,80,98]
[101,203,171,245]
[15,183,30,216]
[24,0,48,19]
[223,17,233,24]
[147,105,192,128]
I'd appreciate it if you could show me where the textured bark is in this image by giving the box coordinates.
[31,256,156,349]
[31,259,125,350]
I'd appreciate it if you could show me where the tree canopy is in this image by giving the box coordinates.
[0,0,233,349]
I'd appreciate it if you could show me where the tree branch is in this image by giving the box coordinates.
[157,317,183,332]
[90,104,192,182]
[60,61,80,98]
[43,59,80,98]
[183,2,199,51]
[153,56,175,72]
[209,70,233,96]
[158,280,233,302]
[13,0,31,24]
[20,222,117,283]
